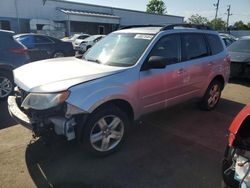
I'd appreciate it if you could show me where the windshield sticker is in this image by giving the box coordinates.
[134,34,153,40]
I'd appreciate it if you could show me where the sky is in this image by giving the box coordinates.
[67,0,250,25]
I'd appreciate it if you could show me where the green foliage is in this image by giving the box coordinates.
[146,0,166,14]
[187,14,209,25]
[208,18,226,30]
[233,21,249,30]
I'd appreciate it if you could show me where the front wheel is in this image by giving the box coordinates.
[0,71,14,101]
[200,80,222,110]
[82,105,129,156]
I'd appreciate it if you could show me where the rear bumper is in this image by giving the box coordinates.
[7,96,34,130]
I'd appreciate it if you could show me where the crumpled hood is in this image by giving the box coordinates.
[229,51,250,63]
[14,57,126,93]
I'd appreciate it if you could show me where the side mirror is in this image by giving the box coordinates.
[142,56,166,71]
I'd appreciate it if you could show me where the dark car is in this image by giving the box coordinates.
[14,34,75,62]
[0,30,30,100]
[228,37,250,78]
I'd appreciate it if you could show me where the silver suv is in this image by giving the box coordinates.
[8,24,230,156]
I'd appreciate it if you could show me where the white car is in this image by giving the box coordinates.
[74,35,105,52]
[62,33,90,43]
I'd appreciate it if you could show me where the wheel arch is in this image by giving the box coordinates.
[90,99,135,122]
[211,75,225,89]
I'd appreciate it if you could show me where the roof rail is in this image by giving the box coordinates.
[120,25,165,30]
[160,24,213,31]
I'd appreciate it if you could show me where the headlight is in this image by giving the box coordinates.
[21,91,70,110]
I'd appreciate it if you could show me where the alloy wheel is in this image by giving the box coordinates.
[90,115,124,152]
[0,76,13,98]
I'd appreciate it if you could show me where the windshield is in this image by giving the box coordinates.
[68,34,79,40]
[228,39,250,53]
[84,33,154,67]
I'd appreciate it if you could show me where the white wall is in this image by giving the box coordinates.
[113,9,183,26]
[0,0,183,25]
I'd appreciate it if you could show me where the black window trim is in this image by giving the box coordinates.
[33,35,55,45]
[141,33,182,71]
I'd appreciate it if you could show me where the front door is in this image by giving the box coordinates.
[139,34,184,113]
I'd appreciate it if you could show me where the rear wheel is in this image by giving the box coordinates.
[200,80,222,110]
[0,71,14,101]
[82,104,129,156]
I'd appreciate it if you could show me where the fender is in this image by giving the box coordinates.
[67,83,138,119]
[228,104,250,146]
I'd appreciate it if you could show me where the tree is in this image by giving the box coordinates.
[208,18,226,30]
[187,14,209,25]
[234,21,248,30]
[146,0,166,14]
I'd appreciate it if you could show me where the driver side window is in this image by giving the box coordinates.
[150,34,181,64]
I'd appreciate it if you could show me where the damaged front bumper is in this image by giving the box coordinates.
[8,95,86,141]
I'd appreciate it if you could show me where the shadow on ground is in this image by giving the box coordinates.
[25,98,245,188]
[0,101,16,130]
[229,77,250,87]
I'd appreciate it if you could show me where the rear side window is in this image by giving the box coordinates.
[206,34,224,55]
[34,36,53,44]
[182,33,208,61]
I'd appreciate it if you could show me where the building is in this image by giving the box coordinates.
[0,0,184,38]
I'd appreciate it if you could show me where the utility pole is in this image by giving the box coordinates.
[14,0,20,33]
[226,5,232,31]
[214,0,220,20]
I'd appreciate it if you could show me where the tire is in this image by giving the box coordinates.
[81,104,129,156]
[0,71,14,101]
[200,79,222,110]
[53,51,65,58]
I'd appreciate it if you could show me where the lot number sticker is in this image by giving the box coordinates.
[134,34,154,40]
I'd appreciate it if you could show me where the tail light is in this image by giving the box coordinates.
[10,48,28,55]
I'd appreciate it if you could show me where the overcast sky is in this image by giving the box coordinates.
[67,0,250,25]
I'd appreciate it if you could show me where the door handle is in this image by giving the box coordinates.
[177,68,184,74]
[208,62,213,66]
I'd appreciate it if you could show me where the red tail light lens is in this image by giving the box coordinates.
[10,48,28,55]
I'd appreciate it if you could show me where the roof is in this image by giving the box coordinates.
[115,27,162,34]
[0,29,15,34]
[59,8,120,19]
[50,0,184,19]
[115,24,217,35]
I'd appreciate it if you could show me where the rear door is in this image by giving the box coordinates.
[176,33,211,99]
[33,35,55,60]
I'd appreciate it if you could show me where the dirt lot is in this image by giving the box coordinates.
[0,79,250,188]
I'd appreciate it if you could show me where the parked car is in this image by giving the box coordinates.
[14,33,75,62]
[74,35,105,52]
[0,30,30,100]
[8,24,230,156]
[220,33,238,41]
[222,104,250,188]
[219,33,237,47]
[228,37,250,78]
[61,33,90,43]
